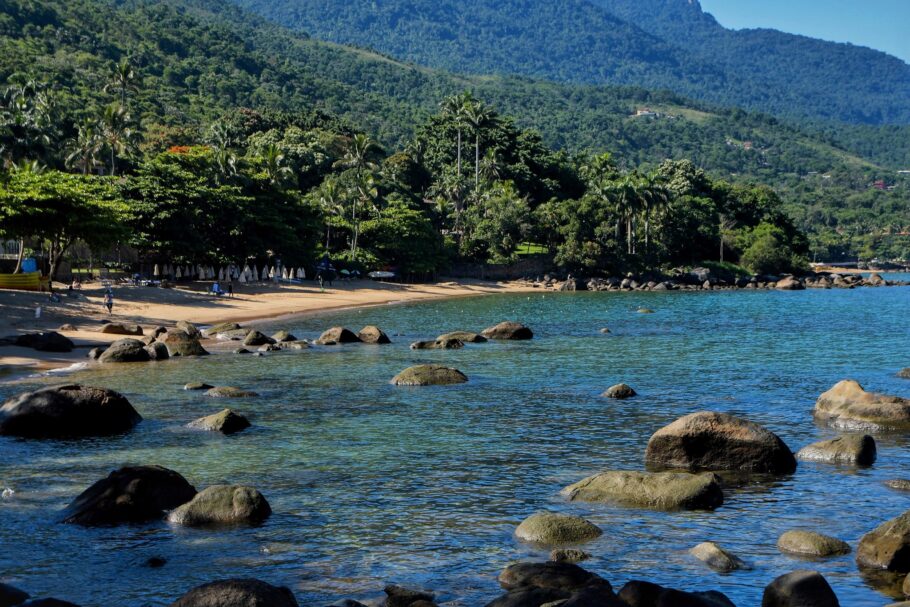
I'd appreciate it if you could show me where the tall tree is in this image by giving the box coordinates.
[104,59,139,106]
[440,92,472,176]
[99,104,139,176]
[462,99,494,189]
[65,120,102,175]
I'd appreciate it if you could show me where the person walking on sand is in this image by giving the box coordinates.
[103,290,114,315]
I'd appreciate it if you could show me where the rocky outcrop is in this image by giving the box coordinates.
[689,542,748,572]
[187,409,250,435]
[618,580,736,607]
[169,579,298,607]
[437,331,487,343]
[0,384,141,438]
[242,330,274,347]
[561,470,723,511]
[357,326,391,344]
[167,485,271,526]
[481,322,533,340]
[13,331,74,352]
[814,380,910,430]
[515,511,602,545]
[391,365,468,386]
[645,411,796,474]
[761,570,840,607]
[797,435,876,466]
[205,387,258,398]
[315,327,362,345]
[777,530,851,557]
[100,323,143,336]
[158,331,209,357]
[857,510,910,571]
[99,338,151,363]
[410,338,464,350]
[62,465,196,526]
[602,384,636,399]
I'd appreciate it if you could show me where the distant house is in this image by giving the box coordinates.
[742,141,754,151]
[633,108,658,118]
[873,180,887,190]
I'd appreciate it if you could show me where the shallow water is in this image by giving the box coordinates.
[1,283,910,606]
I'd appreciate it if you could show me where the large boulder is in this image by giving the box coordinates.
[437,331,487,343]
[167,485,271,526]
[202,322,242,337]
[761,570,839,607]
[0,384,141,438]
[169,579,298,607]
[857,510,910,571]
[391,365,468,386]
[481,322,533,340]
[484,587,571,607]
[100,323,143,336]
[515,511,602,545]
[689,542,748,572]
[175,321,201,338]
[271,330,297,343]
[814,380,910,430]
[20,600,82,607]
[561,470,723,511]
[13,331,74,352]
[618,581,736,607]
[242,331,275,347]
[602,384,636,399]
[410,338,464,350]
[216,328,251,341]
[159,331,209,357]
[145,342,170,361]
[645,411,797,474]
[777,530,851,557]
[357,326,391,344]
[796,435,876,466]
[315,327,361,345]
[498,562,605,593]
[187,409,250,435]
[0,582,30,606]
[62,465,196,526]
[205,387,258,399]
[98,338,151,363]
[775,277,805,291]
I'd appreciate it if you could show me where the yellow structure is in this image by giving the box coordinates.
[0,272,48,291]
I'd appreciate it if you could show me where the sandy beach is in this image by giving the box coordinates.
[0,278,536,378]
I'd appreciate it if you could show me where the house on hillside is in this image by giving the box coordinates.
[632,108,658,118]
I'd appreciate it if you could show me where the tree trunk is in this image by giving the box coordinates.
[475,134,480,188]
[110,148,116,177]
[13,239,25,273]
[456,130,462,175]
[627,217,633,255]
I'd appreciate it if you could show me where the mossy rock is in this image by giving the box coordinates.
[437,331,487,343]
[777,530,851,557]
[187,408,250,435]
[271,330,297,343]
[391,365,468,386]
[689,541,748,572]
[167,484,271,526]
[243,330,275,347]
[602,383,636,399]
[515,511,602,545]
[158,331,209,357]
[561,470,723,511]
[99,338,151,363]
[797,435,876,466]
[481,321,533,340]
[205,386,258,398]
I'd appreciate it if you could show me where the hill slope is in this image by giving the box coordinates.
[231,0,910,125]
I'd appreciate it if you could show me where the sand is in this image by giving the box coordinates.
[0,278,537,379]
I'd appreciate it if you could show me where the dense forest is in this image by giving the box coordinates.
[234,0,910,125]
[0,0,907,267]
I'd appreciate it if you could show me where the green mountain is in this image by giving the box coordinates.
[231,0,910,126]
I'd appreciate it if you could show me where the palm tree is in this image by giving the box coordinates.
[639,173,670,254]
[479,148,502,185]
[441,92,472,175]
[99,103,138,176]
[609,173,645,255]
[1,78,54,166]
[261,144,292,186]
[429,168,468,232]
[104,59,139,106]
[317,177,345,249]
[719,213,738,263]
[350,172,379,257]
[334,133,380,176]
[462,99,494,189]
[65,120,102,175]
[205,121,238,182]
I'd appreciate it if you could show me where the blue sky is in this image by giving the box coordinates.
[699,0,910,63]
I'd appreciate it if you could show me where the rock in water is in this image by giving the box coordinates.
[618,581,736,607]
[437,331,487,343]
[481,321,533,340]
[814,380,910,430]
[99,338,151,363]
[410,338,464,350]
[315,327,362,345]
[761,570,840,607]
[158,331,209,357]
[100,323,143,336]
[19,599,83,606]
[384,585,435,607]
[391,365,468,386]
[775,277,805,290]
[0,582,30,606]
[602,384,636,399]
[550,549,592,563]
[145,342,170,361]
[167,485,271,526]
[498,562,605,592]
[271,330,297,343]
[777,530,851,557]
[62,465,196,526]
[561,470,723,511]
[484,588,573,607]
[13,331,74,352]
[187,409,250,435]
[87,347,106,360]
[242,330,274,347]
[690,542,748,572]
[797,435,876,466]
[0,384,141,438]
[205,387,258,398]
[357,326,391,344]
[886,479,910,492]
[645,411,797,474]
[857,510,910,570]
[169,579,298,607]
[898,368,910,379]
[184,382,214,391]
[202,322,242,337]
[515,511,603,545]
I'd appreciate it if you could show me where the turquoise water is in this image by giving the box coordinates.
[1,283,910,606]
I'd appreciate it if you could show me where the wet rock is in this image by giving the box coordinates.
[796,435,876,466]
[98,339,151,363]
[242,330,275,347]
[898,368,910,380]
[12,331,74,353]
[175,321,201,338]
[777,530,851,557]
[515,511,602,545]
[561,470,723,511]
[886,480,910,492]
[814,380,910,430]
[169,579,298,607]
[391,365,468,386]
[205,387,258,398]
[384,584,435,607]
[484,587,571,607]
[858,509,910,570]
[20,600,82,607]
[151,326,168,339]
[218,329,252,341]
[550,548,592,563]
[867,273,887,286]
[258,344,282,352]
[203,322,242,337]
[184,382,214,391]
[498,562,605,593]
[602,384,636,399]
[761,570,839,607]
[410,338,464,350]
[358,326,391,344]
[637,308,654,314]
[481,322,533,340]
[58,324,76,332]
[645,411,797,474]
[86,347,106,360]
[280,341,310,351]
[775,277,805,291]
[145,342,170,361]
[271,330,297,343]
[327,601,368,607]
[0,582,30,606]
[167,485,271,526]
[187,409,250,435]
[158,331,209,357]
[618,581,735,607]
[0,384,141,438]
[63,465,196,526]
[437,331,487,343]
[233,348,251,354]
[315,327,362,345]
[690,542,748,572]
[145,556,167,568]
[100,323,143,336]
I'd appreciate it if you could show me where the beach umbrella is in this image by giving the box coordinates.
[282,267,289,280]
[238,272,247,284]
[252,266,259,281]
[153,264,160,278]
[218,268,224,281]
[166,264,173,277]
[261,265,268,280]
[176,266,183,279]
[297,268,305,279]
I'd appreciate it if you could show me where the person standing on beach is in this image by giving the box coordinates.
[228,281,234,298]
[103,290,113,315]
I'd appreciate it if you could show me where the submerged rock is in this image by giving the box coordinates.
[0,384,141,438]
[777,530,851,557]
[857,509,910,571]
[602,384,636,399]
[898,368,910,380]
[561,470,723,511]
[437,331,487,343]
[796,435,876,466]
[357,326,391,344]
[205,387,258,398]
[13,331,74,352]
[63,465,196,526]
[99,338,150,363]
[100,323,143,336]
[498,562,605,593]
[761,570,840,607]
[391,365,468,386]
[184,382,214,391]
[242,330,274,347]
[481,321,533,340]
[167,485,271,526]
[169,579,298,607]
[515,511,603,545]
[645,411,797,474]
[315,327,361,345]
[187,409,250,435]
[618,580,736,607]
[690,542,748,572]
[814,380,910,430]
[158,331,209,357]
[550,548,592,563]
[280,340,310,351]
[886,479,910,492]
[410,338,464,350]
